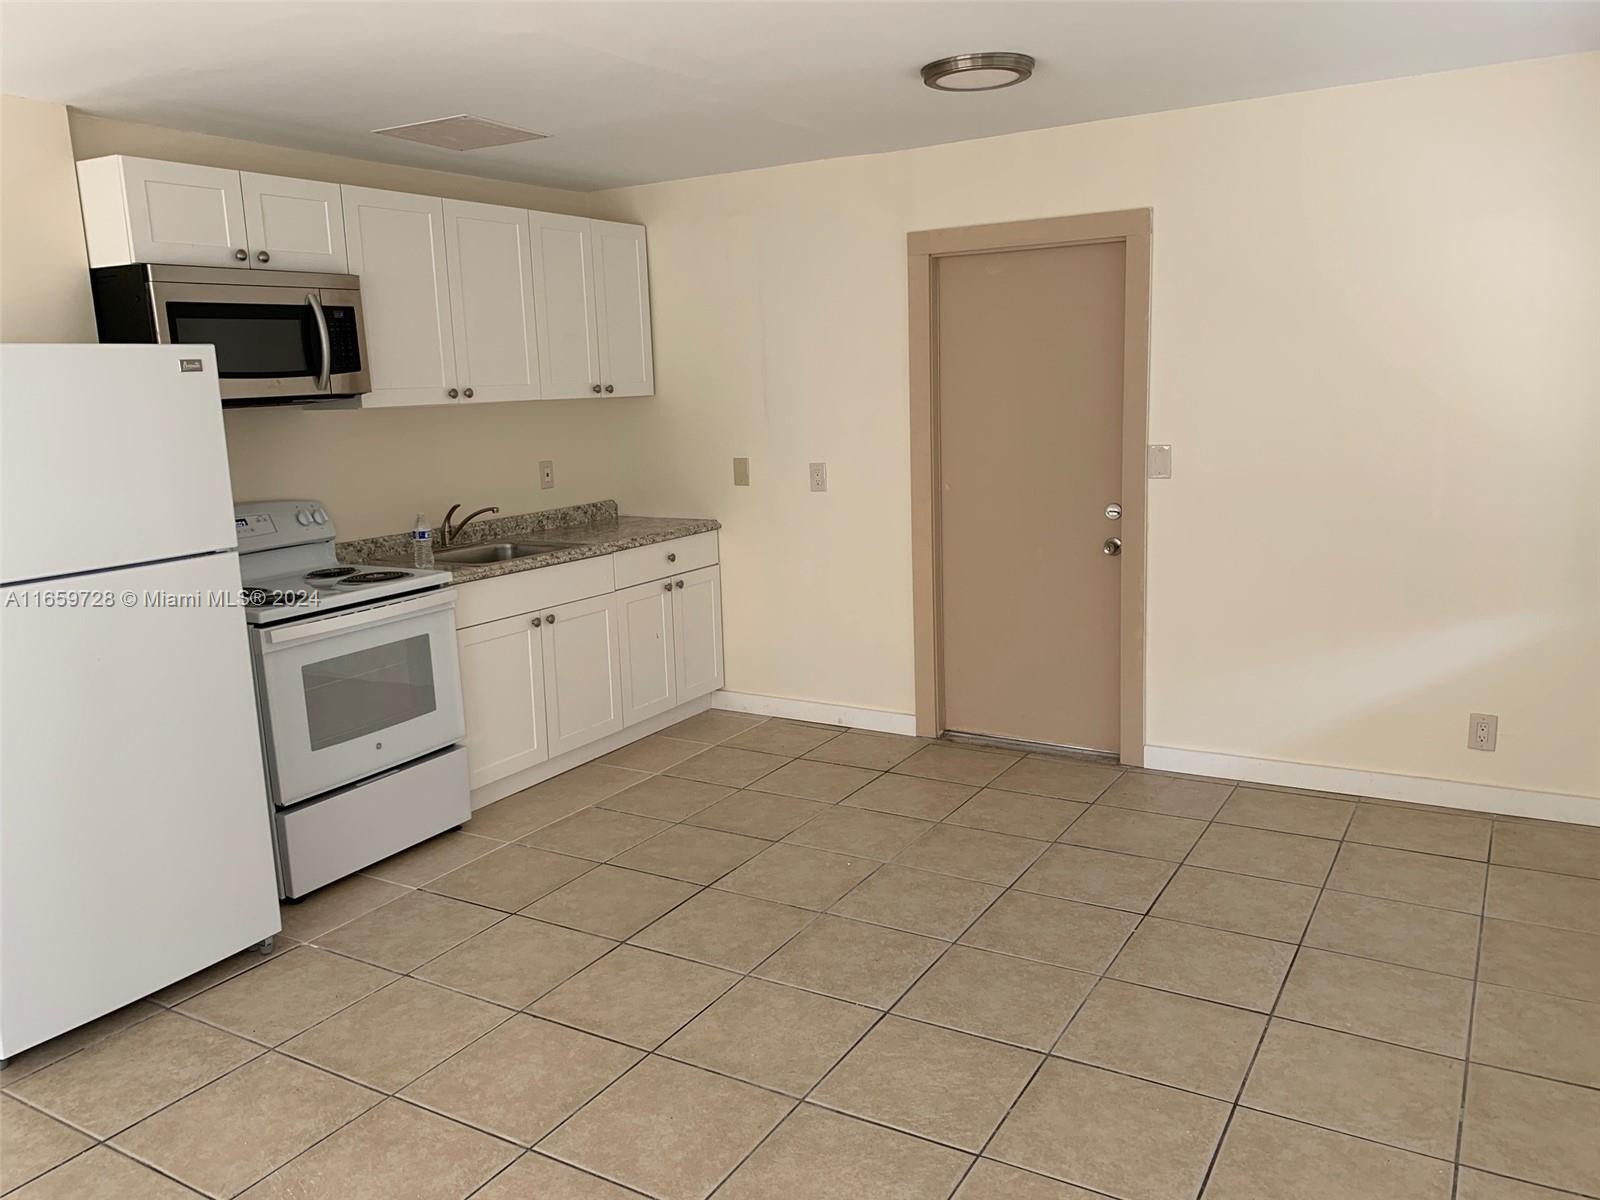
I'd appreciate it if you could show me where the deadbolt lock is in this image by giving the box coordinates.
[1105,503,1122,520]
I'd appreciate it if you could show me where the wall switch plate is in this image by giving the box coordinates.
[1468,713,1498,752]
[809,462,828,492]
[539,460,555,490]
[733,457,750,486]
[1147,445,1173,479]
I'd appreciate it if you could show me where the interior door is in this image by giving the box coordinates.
[342,186,457,406]
[529,211,602,399]
[936,242,1126,751]
[617,579,678,726]
[241,172,348,272]
[119,157,249,268]
[457,613,549,788]
[592,219,654,397]
[540,593,624,757]
[442,199,541,404]
[673,565,724,701]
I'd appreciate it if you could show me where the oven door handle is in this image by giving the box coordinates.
[262,589,455,649]
[307,292,332,391]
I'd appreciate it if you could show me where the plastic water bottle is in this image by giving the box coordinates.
[411,513,434,568]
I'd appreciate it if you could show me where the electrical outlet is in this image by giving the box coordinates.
[809,462,828,492]
[1468,713,1498,752]
[539,460,555,490]
[733,457,750,486]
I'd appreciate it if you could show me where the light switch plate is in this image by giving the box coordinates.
[733,457,750,486]
[539,460,555,490]
[809,462,828,492]
[1147,445,1172,479]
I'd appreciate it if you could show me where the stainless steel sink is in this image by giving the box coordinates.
[432,541,567,565]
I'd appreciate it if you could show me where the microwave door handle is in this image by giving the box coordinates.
[307,292,332,390]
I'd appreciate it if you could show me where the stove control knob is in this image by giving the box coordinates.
[295,509,313,526]
[311,508,328,525]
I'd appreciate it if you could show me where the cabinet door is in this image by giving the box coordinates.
[529,211,602,399]
[540,593,624,757]
[673,565,724,700]
[442,200,541,404]
[342,187,457,406]
[617,580,678,727]
[240,173,348,272]
[118,157,249,268]
[457,614,548,789]
[592,219,655,397]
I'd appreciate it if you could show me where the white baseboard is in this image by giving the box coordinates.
[712,690,917,736]
[1143,745,1600,828]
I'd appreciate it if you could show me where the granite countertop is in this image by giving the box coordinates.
[337,499,720,584]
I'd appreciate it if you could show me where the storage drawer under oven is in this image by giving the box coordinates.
[255,590,465,806]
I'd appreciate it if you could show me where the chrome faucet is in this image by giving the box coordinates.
[439,504,500,547]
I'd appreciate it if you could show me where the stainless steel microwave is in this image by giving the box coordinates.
[88,264,370,406]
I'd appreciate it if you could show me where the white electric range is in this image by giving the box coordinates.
[236,500,469,898]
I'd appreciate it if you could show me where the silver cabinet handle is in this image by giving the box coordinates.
[306,293,331,390]
[591,384,602,394]
[675,579,684,589]
[663,583,672,592]
[447,388,459,399]
[234,248,248,261]
[1103,537,1123,556]
[257,251,271,263]
[463,387,474,398]
[666,552,676,563]
[604,384,614,393]
[546,613,557,623]
[531,616,542,627]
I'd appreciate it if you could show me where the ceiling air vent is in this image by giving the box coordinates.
[373,115,548,151]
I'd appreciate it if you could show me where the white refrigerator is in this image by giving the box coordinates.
[0,344,280,1058]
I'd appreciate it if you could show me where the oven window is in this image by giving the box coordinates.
[301,634,437,751]
[166,301,316,378]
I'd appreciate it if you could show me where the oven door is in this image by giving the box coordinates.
[255,590,465,806]
[149,280,368,403]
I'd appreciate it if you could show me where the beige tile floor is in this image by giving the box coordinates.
[4,712,1599,1199]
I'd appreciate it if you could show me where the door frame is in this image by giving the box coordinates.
[907,209,1152,764]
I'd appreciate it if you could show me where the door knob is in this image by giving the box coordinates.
[234,249,248,261]
[257,251,271,263]
[1103,537,1123,556]
[1104,503,1122,520]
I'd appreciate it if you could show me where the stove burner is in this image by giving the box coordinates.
[340,570,410,585]
[305,566,358,580]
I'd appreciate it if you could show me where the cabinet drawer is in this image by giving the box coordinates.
[454,554,615,630]
[613,532,718,589]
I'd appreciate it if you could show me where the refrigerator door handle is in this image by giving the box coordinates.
[307,293,332,391]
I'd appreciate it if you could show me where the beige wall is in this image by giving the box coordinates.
[63,113,629,537]
[590,53,1600,800]
[0,95,95,342]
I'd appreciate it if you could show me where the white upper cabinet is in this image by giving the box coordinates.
[342,186,457,407]
[592,220,655,397]
[442,200,541,405]
[78,156,249,268]
[239,173,348,272]
[529,211,603,399]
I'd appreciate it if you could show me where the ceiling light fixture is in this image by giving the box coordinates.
[921,52,1036,92]
[373,115,548,151]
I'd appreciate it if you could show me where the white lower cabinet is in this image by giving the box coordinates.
[618,580,679,727]
[456,613,549,789]
[454,536,724,792]
[675,565,725,699]
[539,593,625,759]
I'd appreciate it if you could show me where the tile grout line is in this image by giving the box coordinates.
[1451,820,1495,1200]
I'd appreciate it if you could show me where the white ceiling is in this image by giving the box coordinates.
[4,1,1597,191]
